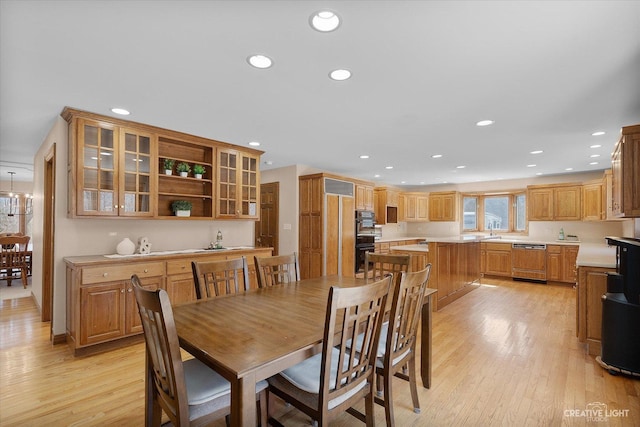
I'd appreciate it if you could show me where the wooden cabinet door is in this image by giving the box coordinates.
[125,276,161,335]
[416,195,429,221]
[119,127,155,217]
[528,188,553,220]
[166,273,197,304]
[562,246,579,283]
[355,184,373,211]
[76,118,119,216]
[585,269,608,343]
[216,149,260,219]
[485,248,511,276]
[546,245,562,281]
[554,186,581,220]
[404,194,417,221]
[80,282,125,345]
[582,182,603,221]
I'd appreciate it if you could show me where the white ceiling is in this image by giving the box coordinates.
[1,1,639,187]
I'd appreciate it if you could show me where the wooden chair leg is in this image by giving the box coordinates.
[383,370,395,427]
[21,267,28,289]
[258,389,267,427]
[408,357,421,413]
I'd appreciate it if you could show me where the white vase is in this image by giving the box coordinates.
[180,171,188,177]
[165,169,172,175]
[116,237,136,255]
[175,210,191,217]
[195,173,203,179]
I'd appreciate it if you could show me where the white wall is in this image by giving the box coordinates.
[261,165,299,256]
[33,117,256,336]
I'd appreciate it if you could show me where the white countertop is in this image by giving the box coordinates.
[575,243,617,268]
[390,244,429,252]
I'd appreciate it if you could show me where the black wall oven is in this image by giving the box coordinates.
[355,210,376,274]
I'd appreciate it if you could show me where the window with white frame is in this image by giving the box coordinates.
[462,192,527,233]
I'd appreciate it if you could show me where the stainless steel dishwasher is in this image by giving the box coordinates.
[511,243,547,282]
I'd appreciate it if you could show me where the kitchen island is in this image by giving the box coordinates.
[391,237,481,310]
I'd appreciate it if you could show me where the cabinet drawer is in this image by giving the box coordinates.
[166,259,193,276]
[484,242,511,251]
[82,262,164,285]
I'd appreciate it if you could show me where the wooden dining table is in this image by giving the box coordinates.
[164,275,437,427]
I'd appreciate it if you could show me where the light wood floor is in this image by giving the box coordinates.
[1,278,638,426]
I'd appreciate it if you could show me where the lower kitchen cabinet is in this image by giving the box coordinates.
[481,242,512,277]
[65,247,272,355]
[577,265,615,355]
[546,244,578,283]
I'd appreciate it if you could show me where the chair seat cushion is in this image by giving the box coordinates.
[183,358,269,406]
[280,348,358,394]
[183,358,232,405]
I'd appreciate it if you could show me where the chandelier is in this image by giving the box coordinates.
[6,171,32,217]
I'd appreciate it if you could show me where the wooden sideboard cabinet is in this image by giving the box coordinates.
[62,107,263,220]
[611,124,640,218]
[65,247,272,355]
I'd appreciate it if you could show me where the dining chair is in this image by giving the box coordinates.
[254,253,300,288]
[374,264,432,427]
[267,275,392,427]
[191,256,250,299]
[364,252,410,289]
[0,235,31,288]
[131,274,268,426]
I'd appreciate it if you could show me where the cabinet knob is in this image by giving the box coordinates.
[144,269,148,273]
[103,272,108,277]
[121,289,125,293]
[127,288,132,293]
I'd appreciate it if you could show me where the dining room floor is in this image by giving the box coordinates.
[1,277,638,426]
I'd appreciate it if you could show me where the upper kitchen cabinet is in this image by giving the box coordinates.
[611,124,640,218]
[402,192,429,222]
[63,107,262,220]
[216,149,260,219]
[582,179,604,221]
[66,114,156,217]
[374,187,400,224]
[355,183,374,211]
[428,191,458,221]
[527,183,581,221]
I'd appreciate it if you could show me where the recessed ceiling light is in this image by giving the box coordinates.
[527,164,536,167]
[111,108,130,115]
[431,154,443,158]
[530,150,543,154]
[329,69,351,81]
[374,174,381,178]
[590,162,599,165]
[590,154,600,158]
[476,120,494,127]
[536,172,543,176]
[248,141,261,147]
[247,54,273,69]
[565,167,574,171]
[590,144,602,149]
[401,181,406,184]
[310,10,340,32]
[456,165,466,169]
[420,181,425,185]
[385,166,393,170]
[592,131,605,136]
[359,155,369,159]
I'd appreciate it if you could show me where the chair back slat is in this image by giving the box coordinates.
[254,253,300,288]
[0,235,31,287]
[192,257,250,299]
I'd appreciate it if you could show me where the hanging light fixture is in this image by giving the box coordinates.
[5,171,31,217]
[7,171,17,217]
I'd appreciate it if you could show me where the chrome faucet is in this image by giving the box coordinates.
[488,224,494,236]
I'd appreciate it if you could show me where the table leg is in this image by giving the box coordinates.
[420,293,433,389]
[230,373,257,427]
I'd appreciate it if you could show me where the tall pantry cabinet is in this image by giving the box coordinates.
[299,173,355,279]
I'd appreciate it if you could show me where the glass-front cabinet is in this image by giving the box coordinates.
[75,119,155,217]
[64,107,261,220]
[216,149,259,219]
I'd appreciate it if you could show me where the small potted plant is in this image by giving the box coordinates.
[163,158,175,175]
[193,164,206,179]
[176,162,191,177]
[171,200,192,217]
